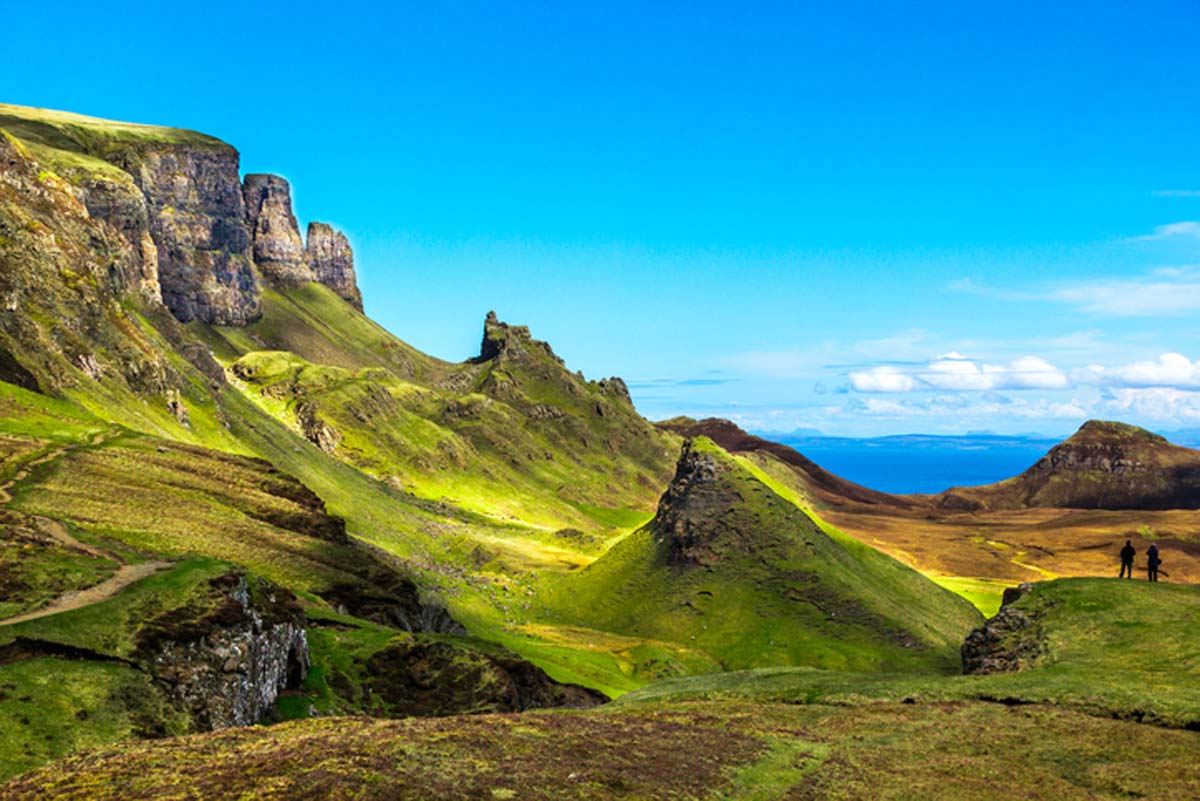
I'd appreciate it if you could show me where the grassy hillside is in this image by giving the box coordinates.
[533,437,982,675]
[621,577,1200,728]
[209,288,676,535]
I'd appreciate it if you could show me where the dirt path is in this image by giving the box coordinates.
[0,432,172,627]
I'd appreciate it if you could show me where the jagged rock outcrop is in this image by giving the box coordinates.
[136,572,308,730]
[653,438,742,567]
[243,174,312,287]
[295,400,341,453]
[598,376,632,405]
[306,222,362,310]
[108,143,261,326]
[961,582,1045,674]
[476,311,564,365]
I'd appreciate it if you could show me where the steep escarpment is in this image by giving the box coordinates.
[933,420,1200,511]
[0,128,177,397]
[112,139,260,324]
[0,104,361,332]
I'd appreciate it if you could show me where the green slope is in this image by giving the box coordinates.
[534,437,983,675]
[621,577,1200,728]
[208,289,677,535]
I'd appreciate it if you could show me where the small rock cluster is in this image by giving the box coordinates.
[961,583,1046,674]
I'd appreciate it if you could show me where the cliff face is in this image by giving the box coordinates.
[306,222,362,310]
[243,174,311,287]
[0,105,364,335]
[112,143,261,325]
[137,572,309,730]
[0,130,177,395]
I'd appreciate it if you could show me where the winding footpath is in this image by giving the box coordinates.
[0,431,172,628]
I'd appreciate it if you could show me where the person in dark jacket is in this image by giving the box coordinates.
[1147,544,1161,582]
[1119,540,1136,578]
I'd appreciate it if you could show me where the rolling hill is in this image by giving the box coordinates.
[931,420,1200,511]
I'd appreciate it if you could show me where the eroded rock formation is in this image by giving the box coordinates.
[243,174,312,287]
[653,439,737,567]
[306,222,362,310]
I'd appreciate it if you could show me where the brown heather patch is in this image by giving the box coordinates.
[0,710,765,801]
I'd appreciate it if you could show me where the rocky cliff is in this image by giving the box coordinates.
[109,142,261,325]
[136,571,309,730]
[0,104,362,333]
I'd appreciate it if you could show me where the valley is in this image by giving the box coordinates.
[1,103,1199,799]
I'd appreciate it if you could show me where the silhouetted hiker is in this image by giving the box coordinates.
[1119,540,1136,578]
[1147,544,1161,582]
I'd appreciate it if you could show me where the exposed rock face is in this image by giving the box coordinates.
[306,222,362,310]
[137,572,308,730]
[109,144,260,325]
[243,174,312,287]
[296,400,341,453]
[362,639,607,716]
[653,439,739,567]
[0,131,178,395]
[74,174,161,301]
[961,583,1045,674]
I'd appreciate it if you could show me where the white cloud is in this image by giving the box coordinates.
[1051,277,1200,315]
[1103,387,1200,420]
[852,354,1068,393]
[844,394,1090,420]
[954,268,1200,317]
[1131,221,1200,241]
[1078,353,1200,390]
[849,366,917,393]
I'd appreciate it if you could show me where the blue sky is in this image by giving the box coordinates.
[7,1,1200,435]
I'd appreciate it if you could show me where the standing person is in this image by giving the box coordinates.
[1119,540,1136,578]
[1147,544,1161,583]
